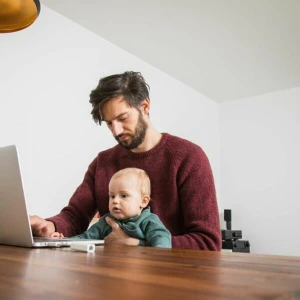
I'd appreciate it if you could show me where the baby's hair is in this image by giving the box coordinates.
[111,168,151,196]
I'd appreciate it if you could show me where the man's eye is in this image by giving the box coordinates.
[118,117,126,122]
[106,122,112,127]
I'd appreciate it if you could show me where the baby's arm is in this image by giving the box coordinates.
[144,215,172,248]
[73,216,109,239]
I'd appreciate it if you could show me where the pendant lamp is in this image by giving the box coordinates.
[0,0,41,33]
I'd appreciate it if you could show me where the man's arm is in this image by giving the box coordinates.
[45,158,98,237]
[172,146,222,250]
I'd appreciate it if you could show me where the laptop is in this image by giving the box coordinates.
[0,145,104,248]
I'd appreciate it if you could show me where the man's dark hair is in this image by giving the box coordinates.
[89,71,150,125]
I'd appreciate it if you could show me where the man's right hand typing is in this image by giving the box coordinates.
[30,215,55,237]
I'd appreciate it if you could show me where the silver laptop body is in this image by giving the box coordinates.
[0,145,104,247]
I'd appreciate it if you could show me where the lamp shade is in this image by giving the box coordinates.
[0,0,40,33]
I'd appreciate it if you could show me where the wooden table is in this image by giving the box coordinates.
[1,245,300,299]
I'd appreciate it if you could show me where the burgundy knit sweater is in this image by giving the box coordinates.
[47,133,221,250]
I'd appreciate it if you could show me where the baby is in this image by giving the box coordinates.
[52,167,171,248]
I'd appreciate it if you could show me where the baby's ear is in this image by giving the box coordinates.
[141,195,150,208]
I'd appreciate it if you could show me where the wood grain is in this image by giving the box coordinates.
[0,245,300,299]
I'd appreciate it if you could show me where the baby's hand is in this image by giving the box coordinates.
[50,232,64,238]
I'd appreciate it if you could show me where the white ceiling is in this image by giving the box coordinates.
[41,0,300,103]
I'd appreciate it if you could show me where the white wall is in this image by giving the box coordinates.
[0,7,220,218]
[219,87,300,256]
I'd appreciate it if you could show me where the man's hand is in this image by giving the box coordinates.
[50,232,64,238]
[30,215,55,237]
[104,217,139,246]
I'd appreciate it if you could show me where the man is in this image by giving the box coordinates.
[30,71,221,250]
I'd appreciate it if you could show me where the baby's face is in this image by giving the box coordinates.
[108,174,143,220]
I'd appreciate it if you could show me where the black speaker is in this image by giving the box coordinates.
[222,209,250,253]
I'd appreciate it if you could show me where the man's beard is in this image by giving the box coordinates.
[115,112,148,150]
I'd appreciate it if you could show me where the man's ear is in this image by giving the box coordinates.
[140,195,150,208]
[140,98,150,115]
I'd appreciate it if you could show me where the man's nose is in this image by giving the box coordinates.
[111,122,123,137]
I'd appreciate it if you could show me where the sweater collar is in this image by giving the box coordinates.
[118,133,169,158]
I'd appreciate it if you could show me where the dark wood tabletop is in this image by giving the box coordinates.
[0,244,300,299]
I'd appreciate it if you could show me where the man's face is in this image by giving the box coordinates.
[101,97,148,150]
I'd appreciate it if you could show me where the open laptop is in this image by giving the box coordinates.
[0,145,104,248]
